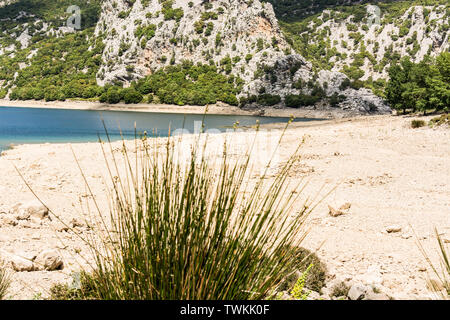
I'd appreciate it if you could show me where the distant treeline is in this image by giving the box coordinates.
[385,52,450,114]
[8,59,242,107]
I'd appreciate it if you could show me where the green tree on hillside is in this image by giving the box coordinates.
[386,52,450,114]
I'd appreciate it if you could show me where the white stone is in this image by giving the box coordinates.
[4,251,37,272]
[34,250,64,271]
[385,225,402,233]
[15,200,49,220]
[348,283,373,300]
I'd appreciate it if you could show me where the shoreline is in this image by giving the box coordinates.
[0,114,397,156]
[0,98,361,119]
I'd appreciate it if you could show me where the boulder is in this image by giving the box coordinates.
[348,283,373,300]
[15,200,49,220]
[34,250,64,271]
[340,88,392,115]
[3,251,37,272]
[10,256,35,272]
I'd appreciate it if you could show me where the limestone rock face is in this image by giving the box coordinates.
[95,0,392,114]
[246,54,312,97]
[305,4,449,81]
[1,1,448,115]
[96,0,289,88]
[339,88,391,115]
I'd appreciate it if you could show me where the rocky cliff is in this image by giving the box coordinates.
[293,4,449,79]
[96,0,289,87]
[95,0,391,113]
[274,1,449,96]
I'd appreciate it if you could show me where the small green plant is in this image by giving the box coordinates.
[411,119,426,129]
[32,292,43,300]
[331,281,350,298]
[50,272,97,300]
[290,264,313,300]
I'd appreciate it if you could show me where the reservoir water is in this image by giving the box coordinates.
[0,106,318,152]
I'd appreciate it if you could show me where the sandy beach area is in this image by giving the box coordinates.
[0,114,449,299]
[0,99,360,119]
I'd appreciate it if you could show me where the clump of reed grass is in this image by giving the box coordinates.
[70,123,323,300]
[418,228,449,299]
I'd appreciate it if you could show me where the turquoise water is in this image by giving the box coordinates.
[0,106,317,153]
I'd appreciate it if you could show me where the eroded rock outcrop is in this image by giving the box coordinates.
[95,0,392,114]
[96,0,289,87]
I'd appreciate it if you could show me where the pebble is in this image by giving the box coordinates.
[385,225,402,233]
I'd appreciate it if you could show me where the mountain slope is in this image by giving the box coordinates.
[0,0,447,114]
[269,0,449,96]
[94,0,390,113]
[96,0,290,89]
[0,0,102,100]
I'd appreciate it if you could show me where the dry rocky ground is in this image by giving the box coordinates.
[0,114,448,300]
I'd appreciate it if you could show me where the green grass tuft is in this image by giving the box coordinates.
[65,124,323,300]
[411,119,426,129]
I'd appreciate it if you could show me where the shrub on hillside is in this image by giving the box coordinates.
[100,87,121,104]
[136,62,241,106]
[257,94,282,106]
[285,94,320,108]
[122,88,143,104]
